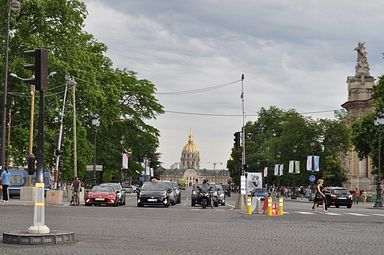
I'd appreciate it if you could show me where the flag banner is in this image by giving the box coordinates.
[289,161,294,173]
[264,167,268,177]
[279,164,284,176]
[150,168,154,177]
[240,175,246,195]
[295,160,300,174]
[307,156,313,171]
[314,156,320,172]
[122,153,128,169]
[274,164,279,176]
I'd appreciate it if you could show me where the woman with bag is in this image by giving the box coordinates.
[311,179,328,213]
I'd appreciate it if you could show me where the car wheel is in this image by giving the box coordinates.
[336,205,340,208]
[191,199,195,206]
[137,202,143,207]
[221,202,225,206]
[177,196,181,204]
[214,201,219,207]
[347,205,352,208]
[85,203,91,206]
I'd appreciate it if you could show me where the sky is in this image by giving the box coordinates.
[82,0,384,170]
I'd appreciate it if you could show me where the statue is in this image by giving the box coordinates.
[354,42,371,79]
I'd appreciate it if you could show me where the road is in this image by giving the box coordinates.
[0,187,383,255]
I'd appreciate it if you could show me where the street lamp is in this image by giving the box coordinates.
[120,135,125,182]
[373,111,384,208]
[91,114,100,187]
[1,0,20,170]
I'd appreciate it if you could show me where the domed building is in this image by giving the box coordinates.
[159,132,230,186]
[180,132,200,169]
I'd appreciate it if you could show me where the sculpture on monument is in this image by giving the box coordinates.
[354,42,371,79]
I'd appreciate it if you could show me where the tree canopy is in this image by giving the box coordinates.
[0,0,163,185]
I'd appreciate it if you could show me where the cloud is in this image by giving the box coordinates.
[83,0,384,169]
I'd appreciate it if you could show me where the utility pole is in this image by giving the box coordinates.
[54,76,69,189]
[241,74,245,175]
[72,77,77,178]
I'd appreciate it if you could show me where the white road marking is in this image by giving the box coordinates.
[345,213,369,217]
[296,211,314,215]
[324,212,341,216]
[226,203,235,208]
[371,214,384,217]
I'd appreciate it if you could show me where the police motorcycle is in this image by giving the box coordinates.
[197,180,219,209]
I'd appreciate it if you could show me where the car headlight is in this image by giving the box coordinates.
[213,192,218,196]
[192,191,197,195]
[219,193,224,197]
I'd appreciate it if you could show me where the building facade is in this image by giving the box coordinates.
[159,132,229,185]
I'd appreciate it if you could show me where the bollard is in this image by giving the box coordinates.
[279,197,284,216]
[247,196,252,215]
[267,197,272,216]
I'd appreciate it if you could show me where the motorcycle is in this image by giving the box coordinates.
[198,186,218,209]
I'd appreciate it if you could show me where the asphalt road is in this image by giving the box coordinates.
[0,188,383,255]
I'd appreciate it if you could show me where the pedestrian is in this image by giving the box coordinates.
[312,179,328,213]
[354,187,361,205]
[0,168,11,202]
[361,189,367,205]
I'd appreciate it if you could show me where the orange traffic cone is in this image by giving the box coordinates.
[272,202,277,216]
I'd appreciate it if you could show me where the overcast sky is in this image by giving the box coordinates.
[83,0,384,170]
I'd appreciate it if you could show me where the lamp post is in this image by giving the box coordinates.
[120,135,125,182]
[291,145,298,196]
[1,0,20,170]
[91,114,100,187]
[373,112,384,208]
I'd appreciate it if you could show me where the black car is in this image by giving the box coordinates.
[100,183,126,206]
[137,181,176,207]
[324,187,353,208]
[159,181,181,204]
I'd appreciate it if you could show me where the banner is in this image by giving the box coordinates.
[279,164,284,176]
[274,164,279,176]
[289,161,294,173]
[263,167,268,177]
[240,175,246,195]
[307,156,313,171]
[314,156,320,172]
[295,160,300,174]
[246,172,263,195]
[122,153,128,169]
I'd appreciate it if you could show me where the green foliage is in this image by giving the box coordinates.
[0,0,163,185]
[227,106,350,187]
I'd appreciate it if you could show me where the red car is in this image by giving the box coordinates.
[85,185,119,207]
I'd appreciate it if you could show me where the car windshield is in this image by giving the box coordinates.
[142,182,167,191]
[100,183,121,190]
[254,188,267,194]
[91,186,114,192]
[332,189,349,194]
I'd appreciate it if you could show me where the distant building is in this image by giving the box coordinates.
[160,132,229,185]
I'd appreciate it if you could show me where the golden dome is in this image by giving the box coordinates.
[182,132,199,153]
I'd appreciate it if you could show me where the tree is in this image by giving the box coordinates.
[0,0,163,184]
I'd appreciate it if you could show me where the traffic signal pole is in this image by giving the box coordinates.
[241,74,245,176]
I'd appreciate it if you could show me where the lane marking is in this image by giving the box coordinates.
[324,212,341,216]
[226,203,235,208]
[296,211,314,215]
[371,214,384,217]
[345,213,369,217]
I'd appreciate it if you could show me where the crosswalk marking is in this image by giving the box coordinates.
[371,213,384,217]
[345,213,369,217]
[324,212,341,216]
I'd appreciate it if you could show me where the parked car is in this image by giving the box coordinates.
[7,168,51,197]
[85,185,119,207]
[324,187,353,208]
[137,181,177,207]
[215,184,226,206]
[100,183,126,205]
[250,188,268,200]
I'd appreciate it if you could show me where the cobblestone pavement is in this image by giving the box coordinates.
[0,192,383,255]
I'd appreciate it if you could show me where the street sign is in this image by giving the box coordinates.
[309,175,316,183]
[86,165,103,172]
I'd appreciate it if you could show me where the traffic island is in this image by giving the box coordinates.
[3,231,74,245]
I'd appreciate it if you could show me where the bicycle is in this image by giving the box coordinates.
[71,190,80,206]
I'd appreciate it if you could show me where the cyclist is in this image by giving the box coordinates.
[70,177,81,206]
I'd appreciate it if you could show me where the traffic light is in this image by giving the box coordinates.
[234,131,241,148]
[27,153,36,175]
[23,48,48,91]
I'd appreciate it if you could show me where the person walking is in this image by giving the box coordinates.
[0,168,11,202]
[70,176,82,206]
[312,179,328,213]
[354,187,361,205]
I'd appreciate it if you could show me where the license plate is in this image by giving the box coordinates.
[147,198,157,202]
[339,197,346,199]
[95,198,105,201]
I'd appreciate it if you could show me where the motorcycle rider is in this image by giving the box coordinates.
[200,179,210,193]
